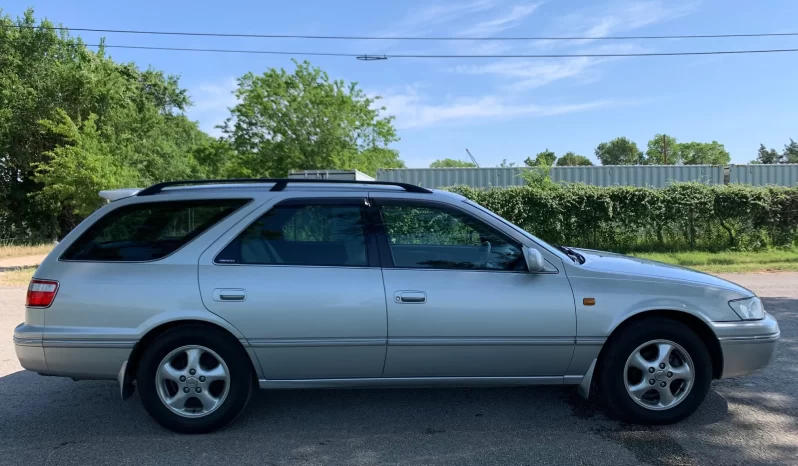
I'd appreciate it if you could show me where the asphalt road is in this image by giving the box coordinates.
[1,273,797,466]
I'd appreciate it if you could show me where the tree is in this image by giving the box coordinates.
[221,60,402,178]
[783,139,798,163]
[680,141,730,165]
[429,158,476,168]
[752,144,782,164]
[1,10,209,238]
[595,137,643,165]
[556,152,593,166]
[645,134,680,165]
[498,159,516,167]
[525,149,556,167]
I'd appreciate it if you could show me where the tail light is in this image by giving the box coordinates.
[26,279,59,308]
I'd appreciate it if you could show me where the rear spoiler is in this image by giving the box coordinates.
[98,189,141,202]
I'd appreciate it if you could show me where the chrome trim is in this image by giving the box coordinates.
[248,338,386,348]
[575,337,606,346]
[388,337,575,346]
[258,376,567,389]
[42,339,137,349]
[717,332,780,342]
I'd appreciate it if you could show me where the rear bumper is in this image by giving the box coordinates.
[14,323,132,380]
[713,313,780,379]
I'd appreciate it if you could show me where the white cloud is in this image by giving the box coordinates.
[385,0,497,36]
[375,86,616,129]
[461,3,542,36]
[186,78,238,137]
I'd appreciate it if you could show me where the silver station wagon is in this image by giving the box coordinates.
[14,179,779,433]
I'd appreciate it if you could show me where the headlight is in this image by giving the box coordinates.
[728,297,765,320]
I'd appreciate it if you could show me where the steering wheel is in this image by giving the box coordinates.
[480,240,492,268]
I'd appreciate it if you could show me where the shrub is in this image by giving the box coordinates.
[447,183,798,252]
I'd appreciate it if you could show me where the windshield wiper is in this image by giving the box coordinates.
[554,244,585,264]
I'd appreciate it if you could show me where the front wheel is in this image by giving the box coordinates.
[136,325,254,433]
[598,317,712,424]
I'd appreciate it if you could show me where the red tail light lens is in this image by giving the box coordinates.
[26,279,59,308]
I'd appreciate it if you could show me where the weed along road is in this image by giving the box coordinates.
[0,273,796,465]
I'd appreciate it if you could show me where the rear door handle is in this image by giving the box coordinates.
[213,289,247,302]
[394,291,426,304]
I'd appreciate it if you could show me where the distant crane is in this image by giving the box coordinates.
[465,148,480,167]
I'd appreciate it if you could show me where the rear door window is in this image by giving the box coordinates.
[62,199,249,262]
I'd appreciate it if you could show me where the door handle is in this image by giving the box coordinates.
[394,291,426,304]
[213,289,247,302]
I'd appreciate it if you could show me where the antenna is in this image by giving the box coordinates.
[465,148,480,167]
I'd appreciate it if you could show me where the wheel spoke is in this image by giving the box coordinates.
[628,352,651,372]
[654,343,674,367]
[185,348,202,369]
[628,381,652,400]
[166,390,190,410]
[657,385,676,407]
[158,361,183,383]
[670,364,693,382]
[196,390,220,411]
[198,364,227,383]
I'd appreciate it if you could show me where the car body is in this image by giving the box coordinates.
[14,179,779,432]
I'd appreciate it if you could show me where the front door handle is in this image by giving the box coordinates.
[394,291,427,304]
[213,289,247,302]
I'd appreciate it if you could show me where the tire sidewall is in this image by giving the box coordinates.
[600,318,712,424]
[137,326,253,434]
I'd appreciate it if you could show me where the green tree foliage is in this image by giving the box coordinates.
[429,158,476,168]
[753,144,783,164]
[449,184,798,252]
[556,152,593,166]
[0,10,210,238]
[221,60,402,178]
[783,139,798,163]
[595,137,643,165]
[645,134,679,165]
[525,149,556,167]
[679,141,731,165]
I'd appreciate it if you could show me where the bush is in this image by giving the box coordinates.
[448,183,798,252]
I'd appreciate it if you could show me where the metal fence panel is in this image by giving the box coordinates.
[377,167,528,189]
[378,166,723,189]
[730,164,798,187]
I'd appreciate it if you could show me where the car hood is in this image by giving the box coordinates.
[572,248,753,295]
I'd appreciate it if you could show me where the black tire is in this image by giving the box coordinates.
[136,324,254,434]
[598,317,712,424]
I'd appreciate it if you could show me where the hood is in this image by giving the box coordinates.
[572,248,753,295]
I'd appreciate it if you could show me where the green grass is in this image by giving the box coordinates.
[633,248,798,273]
[0,266,36,286]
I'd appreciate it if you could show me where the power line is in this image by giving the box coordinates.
[87,44,798,59]
[4,24,798,41]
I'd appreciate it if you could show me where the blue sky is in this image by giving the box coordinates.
[5,0,798,167]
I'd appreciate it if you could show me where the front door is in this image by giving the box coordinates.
[199,196,387,380]
[372,197,576,378]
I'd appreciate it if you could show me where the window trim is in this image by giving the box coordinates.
[370,198,530,273]
[59,199,252,263]
[212,197,379,269]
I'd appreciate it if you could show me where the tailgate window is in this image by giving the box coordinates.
[62,199,249,262]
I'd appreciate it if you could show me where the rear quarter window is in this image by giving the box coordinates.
[61,199,249,262]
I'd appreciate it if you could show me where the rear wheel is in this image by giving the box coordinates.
[137,325,254,433]
[598,317,712,424]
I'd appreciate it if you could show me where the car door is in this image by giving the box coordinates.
[198,195,387,380]
[372,195,576,378]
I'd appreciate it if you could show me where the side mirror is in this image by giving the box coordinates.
[523,246,545,272]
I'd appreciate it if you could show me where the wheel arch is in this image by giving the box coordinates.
[596,310,723,381]
[122,320,260,399]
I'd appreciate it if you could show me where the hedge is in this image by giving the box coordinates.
[448,183,798,252]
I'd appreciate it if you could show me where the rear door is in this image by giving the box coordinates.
[199,195,387,380]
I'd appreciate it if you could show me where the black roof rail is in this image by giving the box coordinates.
[136,178,432,196]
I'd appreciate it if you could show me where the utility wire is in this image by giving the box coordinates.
[4,24,798,41]
[87,44,798,59]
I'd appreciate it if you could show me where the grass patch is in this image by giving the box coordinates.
[633,248,798,273]
[0,243,53,260]
[0,267,36,286]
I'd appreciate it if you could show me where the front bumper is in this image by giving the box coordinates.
[713,312,780,379]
